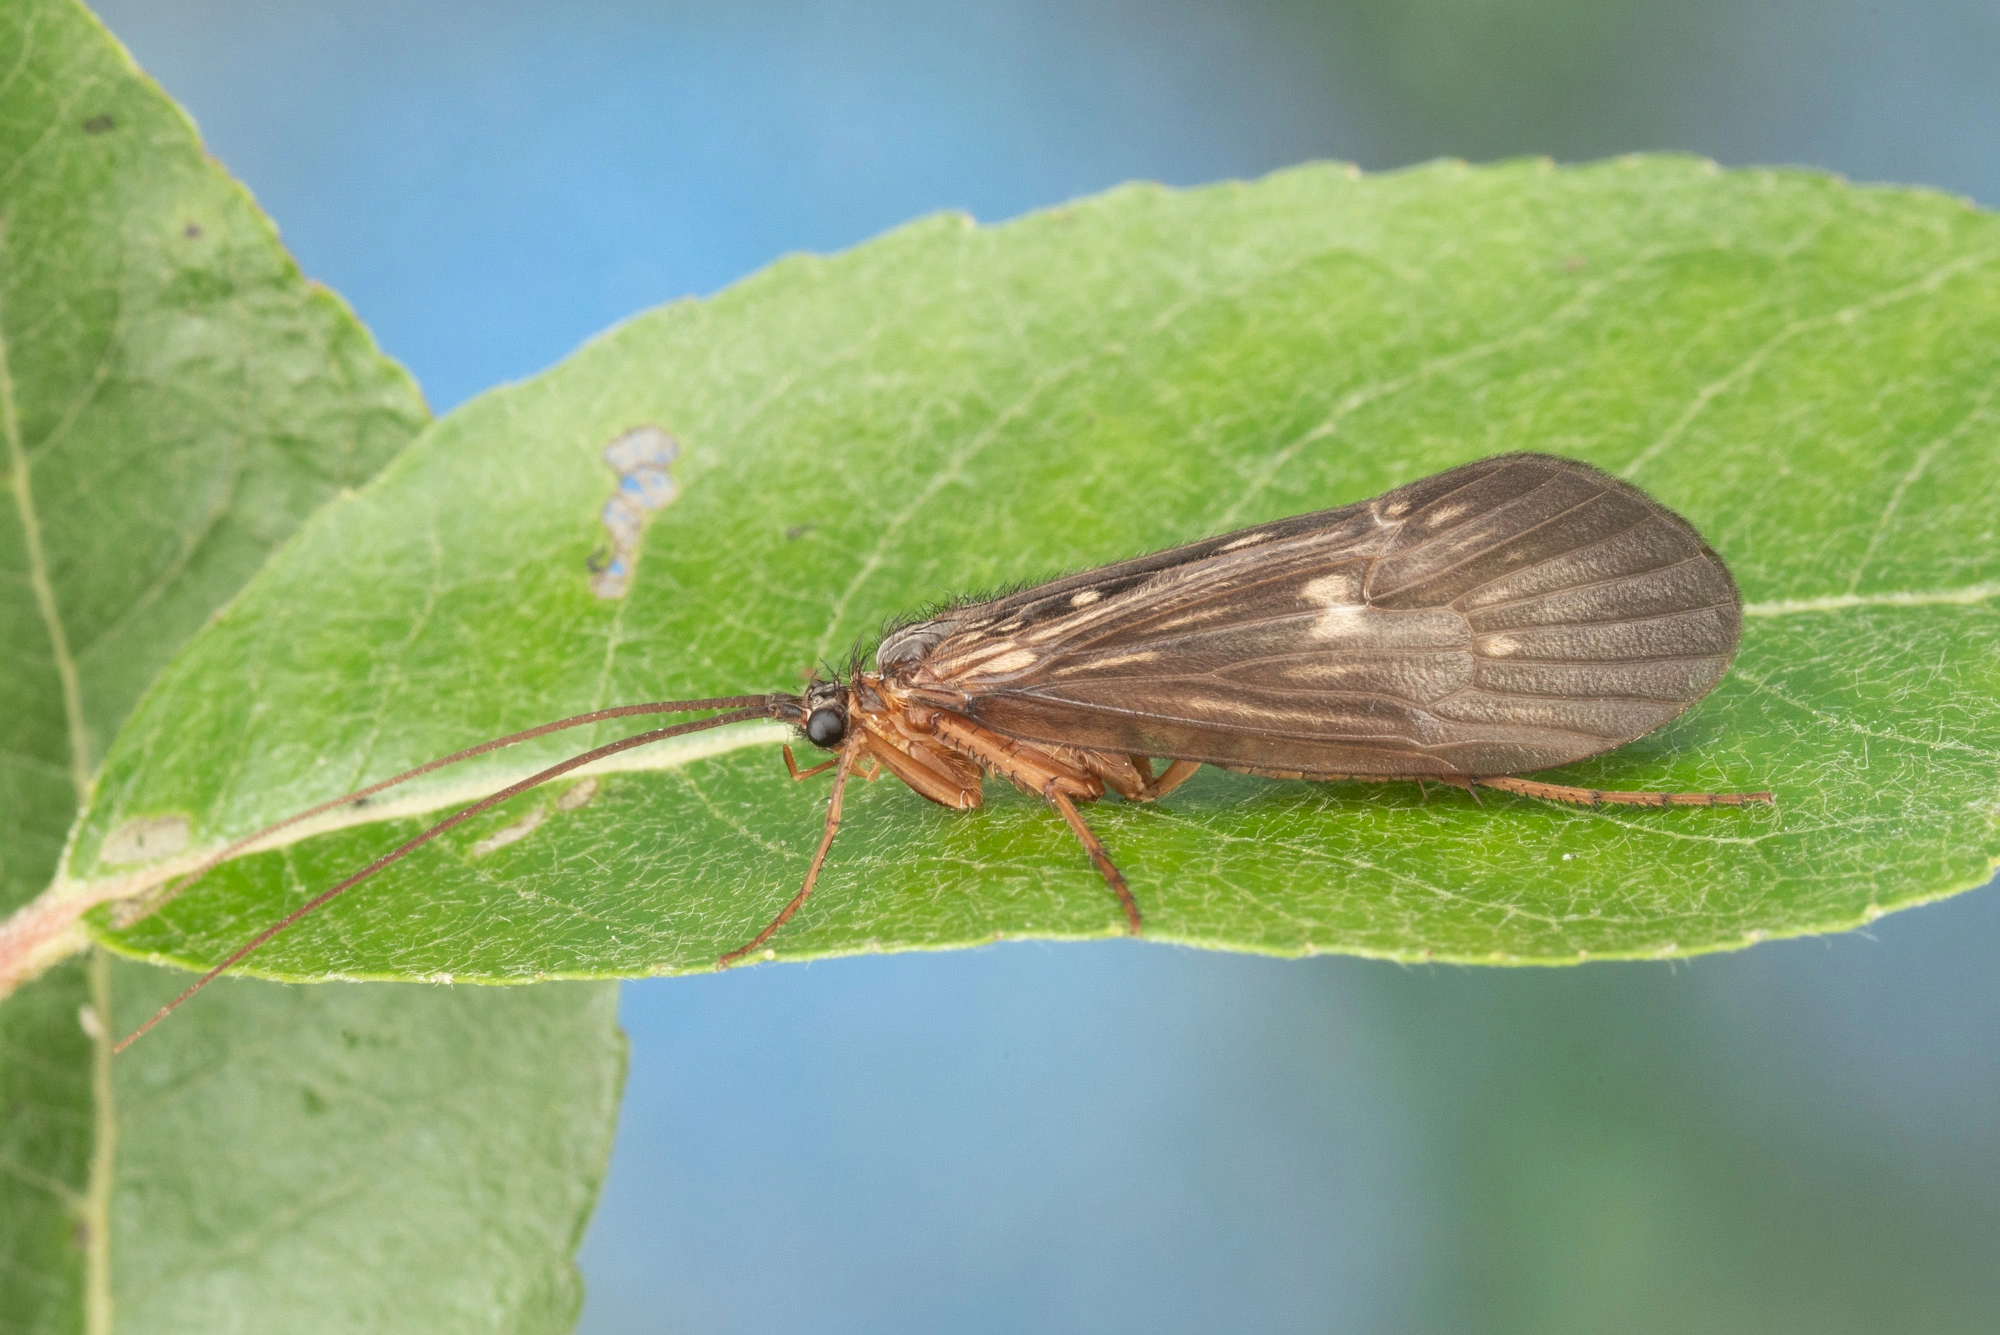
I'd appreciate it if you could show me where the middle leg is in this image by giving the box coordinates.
[1046,788,1142,934]
[922,713,1143,934]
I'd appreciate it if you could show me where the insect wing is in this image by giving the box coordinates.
[896,454,1741,777]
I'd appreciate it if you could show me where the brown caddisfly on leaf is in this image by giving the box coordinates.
[116,452,1771,1050]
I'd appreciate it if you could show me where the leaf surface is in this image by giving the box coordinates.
[0,3,620,1330]
[71,157,2000,982]
[106,961,623,1335]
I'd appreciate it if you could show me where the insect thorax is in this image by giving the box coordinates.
[875,616,954,668]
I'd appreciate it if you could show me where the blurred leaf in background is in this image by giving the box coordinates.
[0,3,622,1330]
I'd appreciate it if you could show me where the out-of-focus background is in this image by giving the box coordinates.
[91,3,2000,1331]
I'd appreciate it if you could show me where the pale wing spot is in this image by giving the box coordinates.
[1311,604,1469,648]
[1301,571,1365,606]
[1425,502,1468,525]
[955,637,1018,659]
[1310,603,1370,640]
[1073,649,1161,671]
[1069,589,1103,607]
[1140,608,1237,634]
[1219,530,1272,551]
[1482,636,1521,657]
[1022,594,1133,643]
[1379,502,1410,519]
[974,648,1040,675]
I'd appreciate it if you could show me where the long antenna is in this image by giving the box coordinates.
[115,704,771,1052]
[115,694,780,926]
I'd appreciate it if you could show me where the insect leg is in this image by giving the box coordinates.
[1046,789,1142,935]
[782,745,838,781]
[1074,751,1149,800]
[1476,776,1774,807]
[1436,776,1484,807]
[720,733,865,968]
[916,715,1136,928]
[1077,753,1202,803]
[1136,759,1200,801]
[857,722,982,809]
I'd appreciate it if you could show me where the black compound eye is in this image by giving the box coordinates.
[804,707,846,749]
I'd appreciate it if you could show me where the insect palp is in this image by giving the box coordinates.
[783,745,840,781]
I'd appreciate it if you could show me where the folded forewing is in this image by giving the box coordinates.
[888,454,1741,778]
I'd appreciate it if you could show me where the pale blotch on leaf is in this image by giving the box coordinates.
[588,425,679,597]
[472,779,600,857]
[471,807,547,858]
[101,814,191,865]
[556,777,600,811]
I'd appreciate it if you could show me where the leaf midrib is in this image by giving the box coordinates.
[0,249,91,805]
[1740,583,2000,615]
[54,580,1996,904]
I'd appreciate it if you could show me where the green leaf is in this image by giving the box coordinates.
[70,157,2000,984]
[0,2,621,1329]
[104,960,623,1334]
[0,955,95,1331]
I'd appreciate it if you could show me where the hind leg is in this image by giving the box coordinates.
[1474,775,1773,807]
[1077,751,1202,803]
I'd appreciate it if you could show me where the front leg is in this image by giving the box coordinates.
[856,720,984,809]
[723,729,970,970]
[721,730,867,968]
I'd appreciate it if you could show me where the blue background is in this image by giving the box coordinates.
[94,3,2000,1331]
